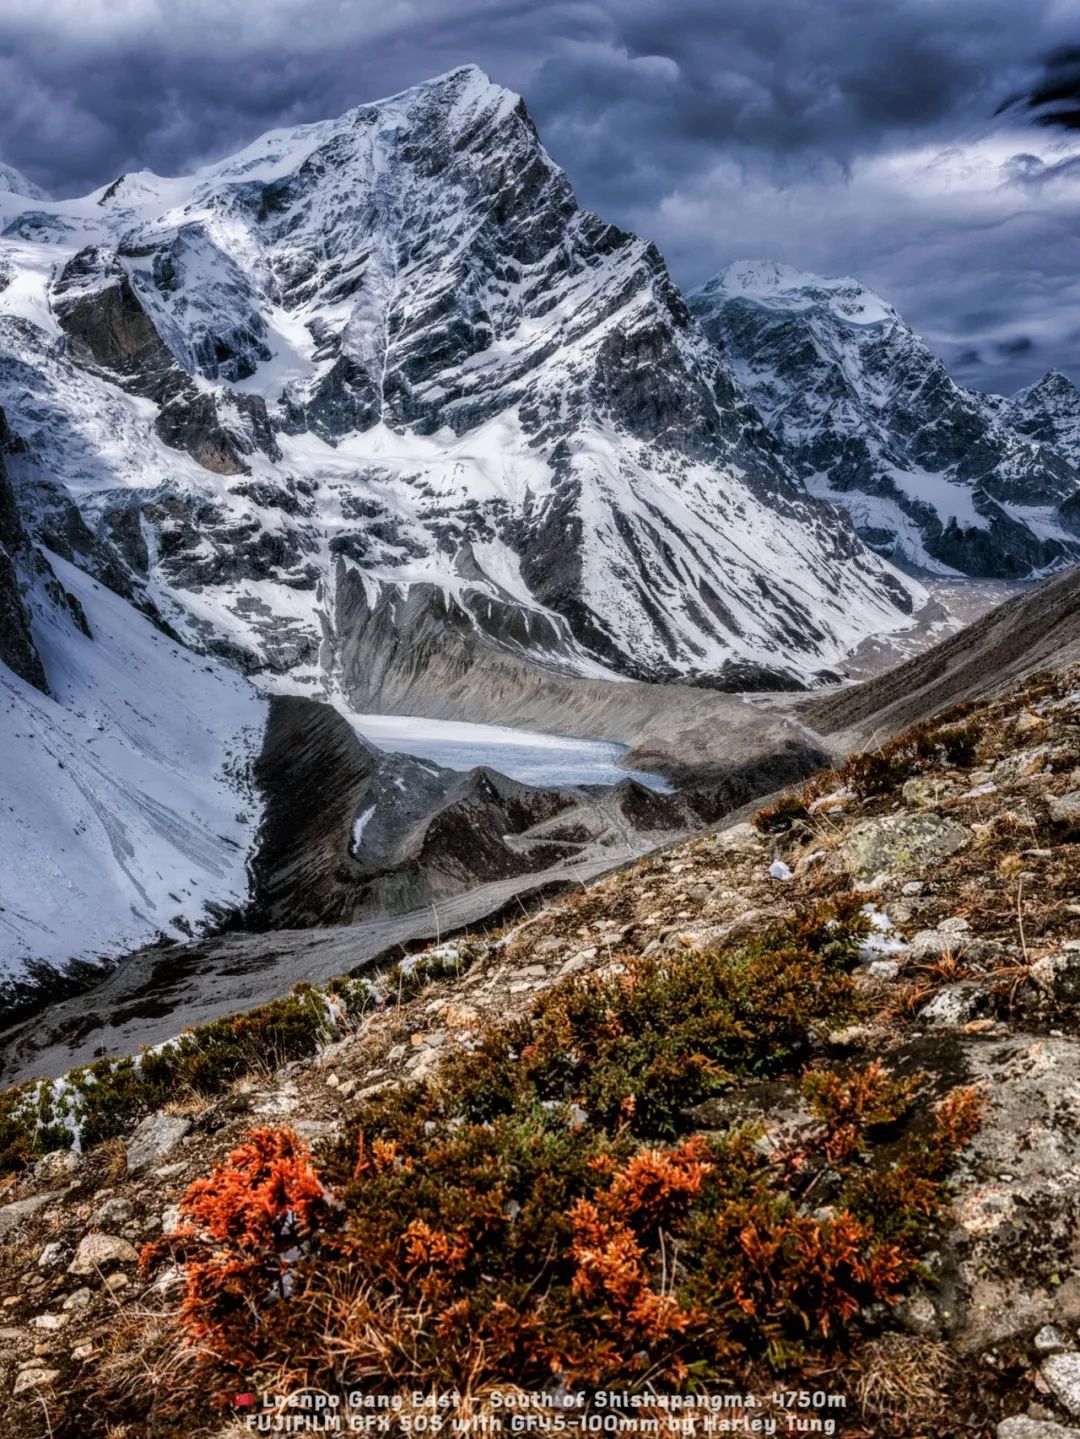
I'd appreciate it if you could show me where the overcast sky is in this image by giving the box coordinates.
[1,0,1079,393]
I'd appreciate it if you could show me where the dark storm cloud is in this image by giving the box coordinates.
[1,1,1079,392]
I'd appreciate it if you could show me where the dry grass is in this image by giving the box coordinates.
[854,1334,958,1427]
[96,1138,128,1185]
[162,1090,215,1119]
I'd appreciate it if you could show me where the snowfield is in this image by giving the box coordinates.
[0,556,265,982]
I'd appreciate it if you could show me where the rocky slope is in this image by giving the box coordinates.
[691,261,1080,578]
[0,68,920,700]
[800,564,1080,750]
[0,662,1078,1436]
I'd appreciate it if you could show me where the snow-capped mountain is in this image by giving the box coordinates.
[1002,370,1080,468]
[691,260,1080,577]
[0,67,921,701]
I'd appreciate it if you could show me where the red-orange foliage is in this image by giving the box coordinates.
[802,1059,922,1164]
[567,1136,714,1370]
[713,1200,910,1338]
[142,1127,333,1374]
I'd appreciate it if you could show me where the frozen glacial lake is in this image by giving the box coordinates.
[347,712,671,791]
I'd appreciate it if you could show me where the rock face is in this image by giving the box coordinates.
[0,415,46,691]
[0,68,921,695]
[690,261,1080,578]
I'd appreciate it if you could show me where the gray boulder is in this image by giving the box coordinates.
[1042,1354,1080,1417]
[998,1420,1080,1439]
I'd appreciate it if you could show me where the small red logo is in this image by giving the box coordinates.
[235,1393,257,1409]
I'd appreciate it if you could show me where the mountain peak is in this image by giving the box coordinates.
[1012,368,1080,405]
[695,259,897,327]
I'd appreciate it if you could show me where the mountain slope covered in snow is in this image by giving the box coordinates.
[0,549,264,1001]
[0,68,921,698]
[690,261,1080,578]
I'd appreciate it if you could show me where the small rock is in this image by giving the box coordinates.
[939,916,972,936]
[160,1205,181,1235]
[1049,792,1080,829]
[33,1149,79,1181]
[532,936,564,958]
[71,1342,94,1361]
[1031,953,1080,1004]
[154,1161,188,1180]
[104,1272,130,1293]
[768,859,793,881]
[838,812,970,880]
[442,1003,479,1027]
[98,1196,134,1228]
[902,880,926,896]
[867,960,900,981]
[558,948,596,976]
[910,929,951,960]
[69,1232,140,1276]
[1041,1353,1080,1415]
[126,1113,191,1174]
[998,1420,1080,1439]
[893,1292,940,1336]
[36,1242,67,1271]
[919,983,985,1028]
[61,1289,91,1311]
[1036,1325,1069,1356]
[29,1313,65,1331]
[0,1191,61,1240]
[1016,710,1046,735]
[12,1367,60,1396]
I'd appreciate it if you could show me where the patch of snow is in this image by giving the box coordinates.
[351,804,377,850]
[858,903,909,961]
